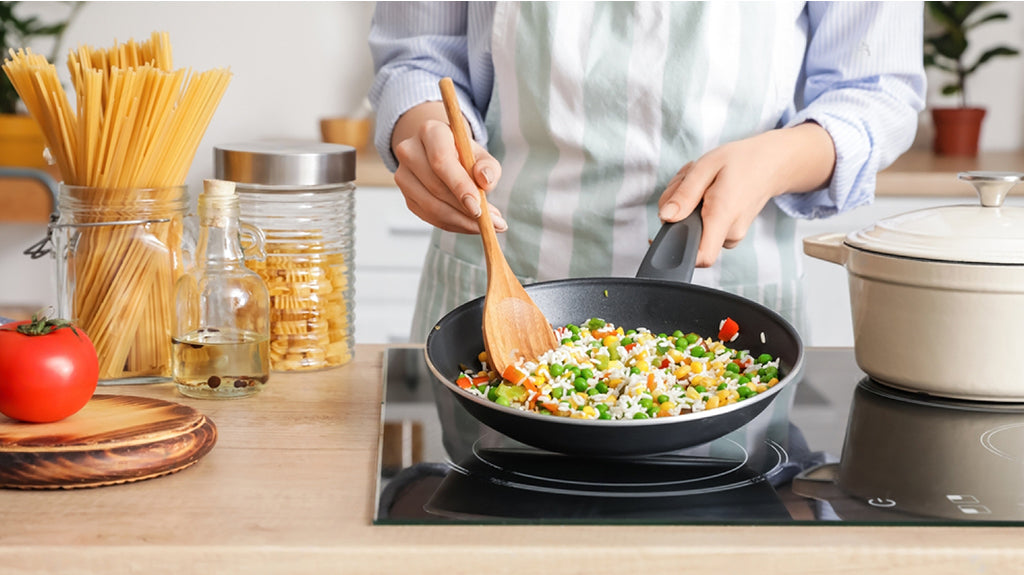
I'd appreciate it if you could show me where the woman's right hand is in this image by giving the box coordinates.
[391,101,506,234]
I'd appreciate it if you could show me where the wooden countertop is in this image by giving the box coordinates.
[1,343,1021,574]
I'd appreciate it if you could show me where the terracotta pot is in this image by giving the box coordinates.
[803,171,1024,401]
[931,107,985,157]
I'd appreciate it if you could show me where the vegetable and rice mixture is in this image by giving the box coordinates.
[456,317,781,421]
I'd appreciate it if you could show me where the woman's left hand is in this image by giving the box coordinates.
[658,122,836,267]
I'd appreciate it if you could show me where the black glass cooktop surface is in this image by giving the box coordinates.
[374,346,1024,525]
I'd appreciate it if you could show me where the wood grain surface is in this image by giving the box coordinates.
[0,345,1022,575]
[0,394,216,489]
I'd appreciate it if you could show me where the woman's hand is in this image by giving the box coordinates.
[391,101,506,234]
[658,122,836,267]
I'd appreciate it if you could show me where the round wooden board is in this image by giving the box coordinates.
[0,394,217,490]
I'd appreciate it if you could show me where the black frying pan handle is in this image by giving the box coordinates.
[636,209,702,283]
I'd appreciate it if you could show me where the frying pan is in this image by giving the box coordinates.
[424,211,804,457]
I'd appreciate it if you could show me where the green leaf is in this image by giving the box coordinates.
[966,46,1021,74]
[928,31,968,60]
[966,11,1009,30]
[941,84,962,96]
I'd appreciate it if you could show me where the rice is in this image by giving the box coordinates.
[458,317,783,421]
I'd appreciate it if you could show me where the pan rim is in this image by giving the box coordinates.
[424,275,806,429]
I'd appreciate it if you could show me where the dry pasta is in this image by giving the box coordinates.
[2,32,231,380]
[246,233,351,371]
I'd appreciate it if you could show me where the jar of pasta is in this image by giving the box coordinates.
[214,140,356,371]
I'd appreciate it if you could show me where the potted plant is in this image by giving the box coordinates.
[923,1,1019,157]
[0,1,81,169]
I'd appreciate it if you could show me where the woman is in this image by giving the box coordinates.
[369,2,926,343]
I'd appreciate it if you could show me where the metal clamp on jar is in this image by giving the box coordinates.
[214,140,357,371]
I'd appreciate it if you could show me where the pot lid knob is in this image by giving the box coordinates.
[957,171,1024,207]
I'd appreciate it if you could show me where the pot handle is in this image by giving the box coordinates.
[790,462,844,501]
[636,209,702,283]
[802,233,848,266]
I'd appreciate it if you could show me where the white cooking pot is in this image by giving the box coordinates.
[803,171,1024,402]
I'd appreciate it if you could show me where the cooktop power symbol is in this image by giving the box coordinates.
[867,497,896,507]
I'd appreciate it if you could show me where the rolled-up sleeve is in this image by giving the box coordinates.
[368,2,491,172]
[775,1,927,219]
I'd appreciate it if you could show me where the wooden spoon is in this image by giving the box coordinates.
[438,77,558,377]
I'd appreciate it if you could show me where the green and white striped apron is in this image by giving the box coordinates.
[412,1,807,342]
[423,2,809,459]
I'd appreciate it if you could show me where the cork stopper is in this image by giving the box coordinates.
[203,178,236,197]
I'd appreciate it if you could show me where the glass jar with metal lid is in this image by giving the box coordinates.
[214,140,356,371]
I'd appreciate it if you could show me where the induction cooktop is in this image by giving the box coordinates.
[374,346,1024,525]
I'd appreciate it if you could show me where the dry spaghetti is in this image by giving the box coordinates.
[3,32,231,380]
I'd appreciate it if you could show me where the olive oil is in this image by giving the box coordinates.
[173,328,269,399]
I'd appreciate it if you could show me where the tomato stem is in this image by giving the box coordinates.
[0,311,80,338]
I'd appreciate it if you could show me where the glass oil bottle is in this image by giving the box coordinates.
[172,179,271,398]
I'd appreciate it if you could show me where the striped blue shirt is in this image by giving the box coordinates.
[369,1,926,220]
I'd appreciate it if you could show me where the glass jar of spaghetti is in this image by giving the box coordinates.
[214,140,356,371]
[51,184,189,384]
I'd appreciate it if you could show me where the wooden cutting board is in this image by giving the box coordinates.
[0,394,217,490]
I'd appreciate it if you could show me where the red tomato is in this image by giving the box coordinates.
[0,317,99,423]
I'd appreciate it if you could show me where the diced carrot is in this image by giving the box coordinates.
[659,358,671,369]
[647,372,657,391]
[501,364,529,385]
[456,374,473,389]
[718,317,740,342]
[540,401,561,413]
[471,375,490,385]
[522,378,539,394]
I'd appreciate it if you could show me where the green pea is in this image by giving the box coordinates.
[587,318,606,330]
[539,408,551,415]
[626,329,637,336]
[656,344,670,355]
[717,382,728,391]
[595,382,609,394]
[596,403,609,413]
[630,366,641,375]
[567,365,581,375]
[567,324,580,335]
[561,337,573,345]
[639,397,655,409]
[675,340,689,351]
[689,345,706,358]
[658,333,667,339]
[621,336,635,346]
[579,368,594,380]
[757,353,773,364]
[672,330,684,338]
[685,333,699,344]
[694,385,706,393]
[551,387,564,399]
[587,387,599,396]
[573,377,588,392]
[633,412,649,420]
[657,394,670,404]
[599,413,612,420]
[647,407,658,417]
[725,362,740,373]
[495,396,511,407]
[737,385,753,398]
[476,384,488,394]
[571,334,581,342]
[548,363,565,378]
[487,387,499,401]
[738,375,751,385]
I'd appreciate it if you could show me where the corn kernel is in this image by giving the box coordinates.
[691,375,711,388]
[570,411,588,419]
[691,362,704,374]
[712,343,726,354]
[638,333,654,344]
[728,389,740,401]
[582,405,597,417]
[667,349,685,363]
[673,365,691,379]
[536,364,551,378]
[716,389,731,401]
[635,359,650,372]
[605,395,618,405]
[685,386,701,400]
[768,377,779,387]
[660,400,677,412]
[616,327,625,336]
[608,360,624,370]
[755,384,768,393]
[541,384,552,395]
[706,395,721,410]
[603,335,620,348]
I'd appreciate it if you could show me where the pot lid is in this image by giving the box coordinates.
[845,171,1024,265]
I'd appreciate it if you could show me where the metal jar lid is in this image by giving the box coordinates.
[214,139,356,187]
[844,171,1024,265]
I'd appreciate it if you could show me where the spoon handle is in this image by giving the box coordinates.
[439,77,503,268]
